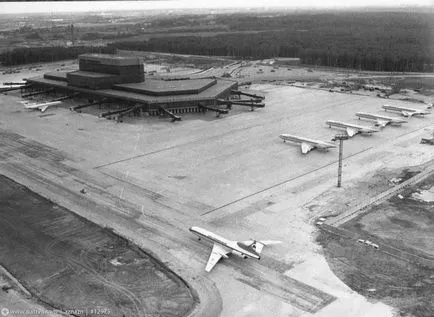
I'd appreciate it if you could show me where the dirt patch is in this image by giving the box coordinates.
[0,174,197,317]
[317,170,434,317]
[317,229,434,317]
[343,173,434,258]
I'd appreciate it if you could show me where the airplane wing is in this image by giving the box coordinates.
[300,142,315,154]
[40,106,49,112]
[316,143,335,150]
[401,111,413,117]
[205,244,230,272]
[346,127,358,137]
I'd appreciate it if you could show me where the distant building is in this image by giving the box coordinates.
[274,58,301,66]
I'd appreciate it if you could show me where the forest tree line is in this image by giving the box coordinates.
[1,11,432,72]
[109,28,433,72]
[0,46,115,66]
[110,11,433,72]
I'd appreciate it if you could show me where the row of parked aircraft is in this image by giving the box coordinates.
[280,103,432,154]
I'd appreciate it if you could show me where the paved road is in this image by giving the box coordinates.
[0,128,334,315]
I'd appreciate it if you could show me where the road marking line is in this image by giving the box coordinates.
[119,188,124,200]
[134,133,140,152]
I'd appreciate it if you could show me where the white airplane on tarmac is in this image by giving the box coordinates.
[24,100,62,112]
[279,134,336,154]
[189,226,281,272]
[326,120,380,137]
[355,112,408,128]
[382,104,431,117]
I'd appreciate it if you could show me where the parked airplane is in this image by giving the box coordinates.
[23,93,79,112]
[190,226,281,272]
[279,134,336,154]
[355,112,407,127]
[382,104,431,117]
[24,100,62,112]
[326,120,380,137]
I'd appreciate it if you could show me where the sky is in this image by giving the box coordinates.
[0,0,432,14]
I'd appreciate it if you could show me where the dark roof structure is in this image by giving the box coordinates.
[27,75,236,106]
[26,54,237,109]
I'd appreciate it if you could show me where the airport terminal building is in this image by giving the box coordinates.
[26,53,238,116]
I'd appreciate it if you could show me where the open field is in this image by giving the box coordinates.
[342,173,434,258]
[317,170,434,317]
[0,59,433,317]
[317,229,434,317]
[0,175,196,317]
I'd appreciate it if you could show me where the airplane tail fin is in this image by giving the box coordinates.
[300,142,314,154]
[250,240,282,254]
[346,127,357,137]
[375,120,388,129]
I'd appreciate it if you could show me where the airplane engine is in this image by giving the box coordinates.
[233,251,248,259]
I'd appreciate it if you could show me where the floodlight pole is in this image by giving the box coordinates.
[337,138,344,187]
[332,134,349,188]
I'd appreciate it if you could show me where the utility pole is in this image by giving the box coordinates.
[332,134,349,187]
[70,24,74,45]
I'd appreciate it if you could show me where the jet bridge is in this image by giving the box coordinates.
[198,104,229,117]
[231,90,265,100]
[217,99,265,111]
[158,106,181,122]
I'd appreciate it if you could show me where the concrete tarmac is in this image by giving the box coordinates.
[1,82,433,316]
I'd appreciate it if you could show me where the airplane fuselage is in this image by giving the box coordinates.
[355,112,407,125]
[382,105,430,116]
[25,100,62,111]
[279,134,336,149]
[279,134,336,147]
[326,120,379,133]
[189,227,260,259]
